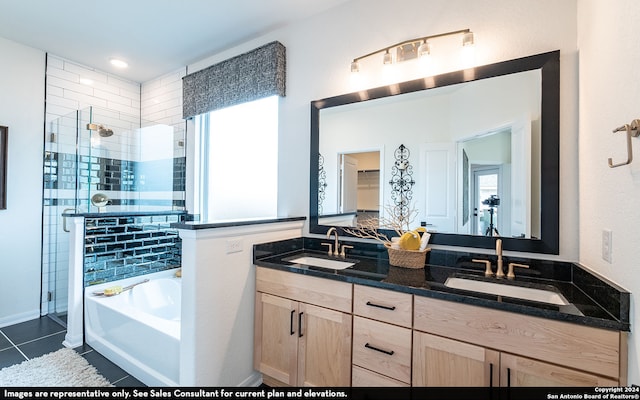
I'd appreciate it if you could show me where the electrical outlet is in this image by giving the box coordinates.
[602,229,612,263]
[226,238,244,254]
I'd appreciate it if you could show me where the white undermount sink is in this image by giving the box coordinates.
[287,256,355,270]
[444,277,570,306]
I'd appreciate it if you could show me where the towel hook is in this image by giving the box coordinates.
[608,119,640,168]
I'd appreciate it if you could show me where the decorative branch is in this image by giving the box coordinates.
[342,216,391,244]
[343,203,420,245]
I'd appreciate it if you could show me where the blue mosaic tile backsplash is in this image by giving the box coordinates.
[84,213,183,286]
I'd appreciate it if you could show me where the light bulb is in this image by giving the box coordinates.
[383,50,393,65]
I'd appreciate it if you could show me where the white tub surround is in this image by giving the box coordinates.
[63,211,184,349]
[175,217,305,386]
[85,269,181,386]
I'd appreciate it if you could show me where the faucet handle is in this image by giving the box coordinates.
[340,245,353,258]
[472,259,493,277]
[321,242,333,256]
[507,262,529,279]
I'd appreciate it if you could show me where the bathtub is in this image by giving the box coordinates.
[84,269,181,386]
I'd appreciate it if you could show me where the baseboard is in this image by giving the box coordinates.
[238,371,263,387]
[0,309,40,329]
[63,331,83,349]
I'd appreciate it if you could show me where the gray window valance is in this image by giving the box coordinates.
[182,41,286,119]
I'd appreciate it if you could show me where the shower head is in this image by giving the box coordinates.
[98,126,114,137]
[86,123,114,137]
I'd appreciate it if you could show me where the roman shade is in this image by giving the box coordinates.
[182,41,286,119]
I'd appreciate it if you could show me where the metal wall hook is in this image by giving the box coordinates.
[608,119,640,168]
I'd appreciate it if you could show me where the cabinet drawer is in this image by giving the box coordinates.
[256,267,352,313]
[352,316,412,383]
[413,296,622,379]
[352,365,409,387]
[353,285,412,327]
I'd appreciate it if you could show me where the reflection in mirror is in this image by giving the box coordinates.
[311,51,560,254]
[319,69,541,239]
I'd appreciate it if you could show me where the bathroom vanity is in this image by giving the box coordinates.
[253,237,629,387]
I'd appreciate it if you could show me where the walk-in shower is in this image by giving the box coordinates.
[42,106,186,325]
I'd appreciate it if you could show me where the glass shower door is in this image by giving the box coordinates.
[42,107,94,325]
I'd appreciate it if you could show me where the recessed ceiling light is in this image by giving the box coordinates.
[110,58,128,68]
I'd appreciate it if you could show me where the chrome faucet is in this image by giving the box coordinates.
[326,227,340,257]
[495,238,505,278]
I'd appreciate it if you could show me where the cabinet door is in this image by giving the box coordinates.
[413,331,499,386]
[254,293,299,385]
[297,302,352,386]
[500,354,619,386]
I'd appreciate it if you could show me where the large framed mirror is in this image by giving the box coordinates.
[310,50,559,254]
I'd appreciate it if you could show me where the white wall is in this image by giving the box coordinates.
[189,0,579,259]
[0,37,45,327]
[178,221,304,386]
[578,0,640,384]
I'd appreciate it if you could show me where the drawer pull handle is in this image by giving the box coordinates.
[364,343,394,356]
[298,312,304,338]
[365,301,396,311]
[290,310,295,335]
[489,363,493,387]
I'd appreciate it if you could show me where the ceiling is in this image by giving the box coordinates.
[0,0,351,83]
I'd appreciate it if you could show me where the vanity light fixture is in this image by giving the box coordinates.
[350,28,474,72]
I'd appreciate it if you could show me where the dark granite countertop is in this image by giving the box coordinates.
[254,237,630,332]
[63,210,187,218]
[171,216,306,230]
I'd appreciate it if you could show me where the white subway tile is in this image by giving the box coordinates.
[47,55,64,69]
[63,90,108,109]
[106,75,140,93]
[63,62,109,84]
[47,65,81,84]
[93,88,133,106]
[105,100,139,116]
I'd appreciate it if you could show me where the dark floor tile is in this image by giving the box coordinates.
[0,332,12,351]
[73,343,95,355]
[18,331,66,359]
[114,375,146,387]
[81,350,129,383]
[0,347,28,369]
[2,317,65,345]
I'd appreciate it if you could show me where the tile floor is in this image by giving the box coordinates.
[0,316,145,387]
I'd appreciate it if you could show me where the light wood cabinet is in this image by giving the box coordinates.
[353,284,412,328]
[413,296,627,386]
[254,266,628,387]
[413,331,499,386]
[500,353,619,386]
[254,293,298,385]
[254,267,352,386]
[352,316,412,384]
[352,365,409,387]
[351,285,413,386]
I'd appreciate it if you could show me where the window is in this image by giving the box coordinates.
[194,96,279,221]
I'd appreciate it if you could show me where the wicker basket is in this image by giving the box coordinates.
[385,243,430,269]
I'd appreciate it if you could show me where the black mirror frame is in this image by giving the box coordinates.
[309,50,560,254]
[0,126,6,210]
